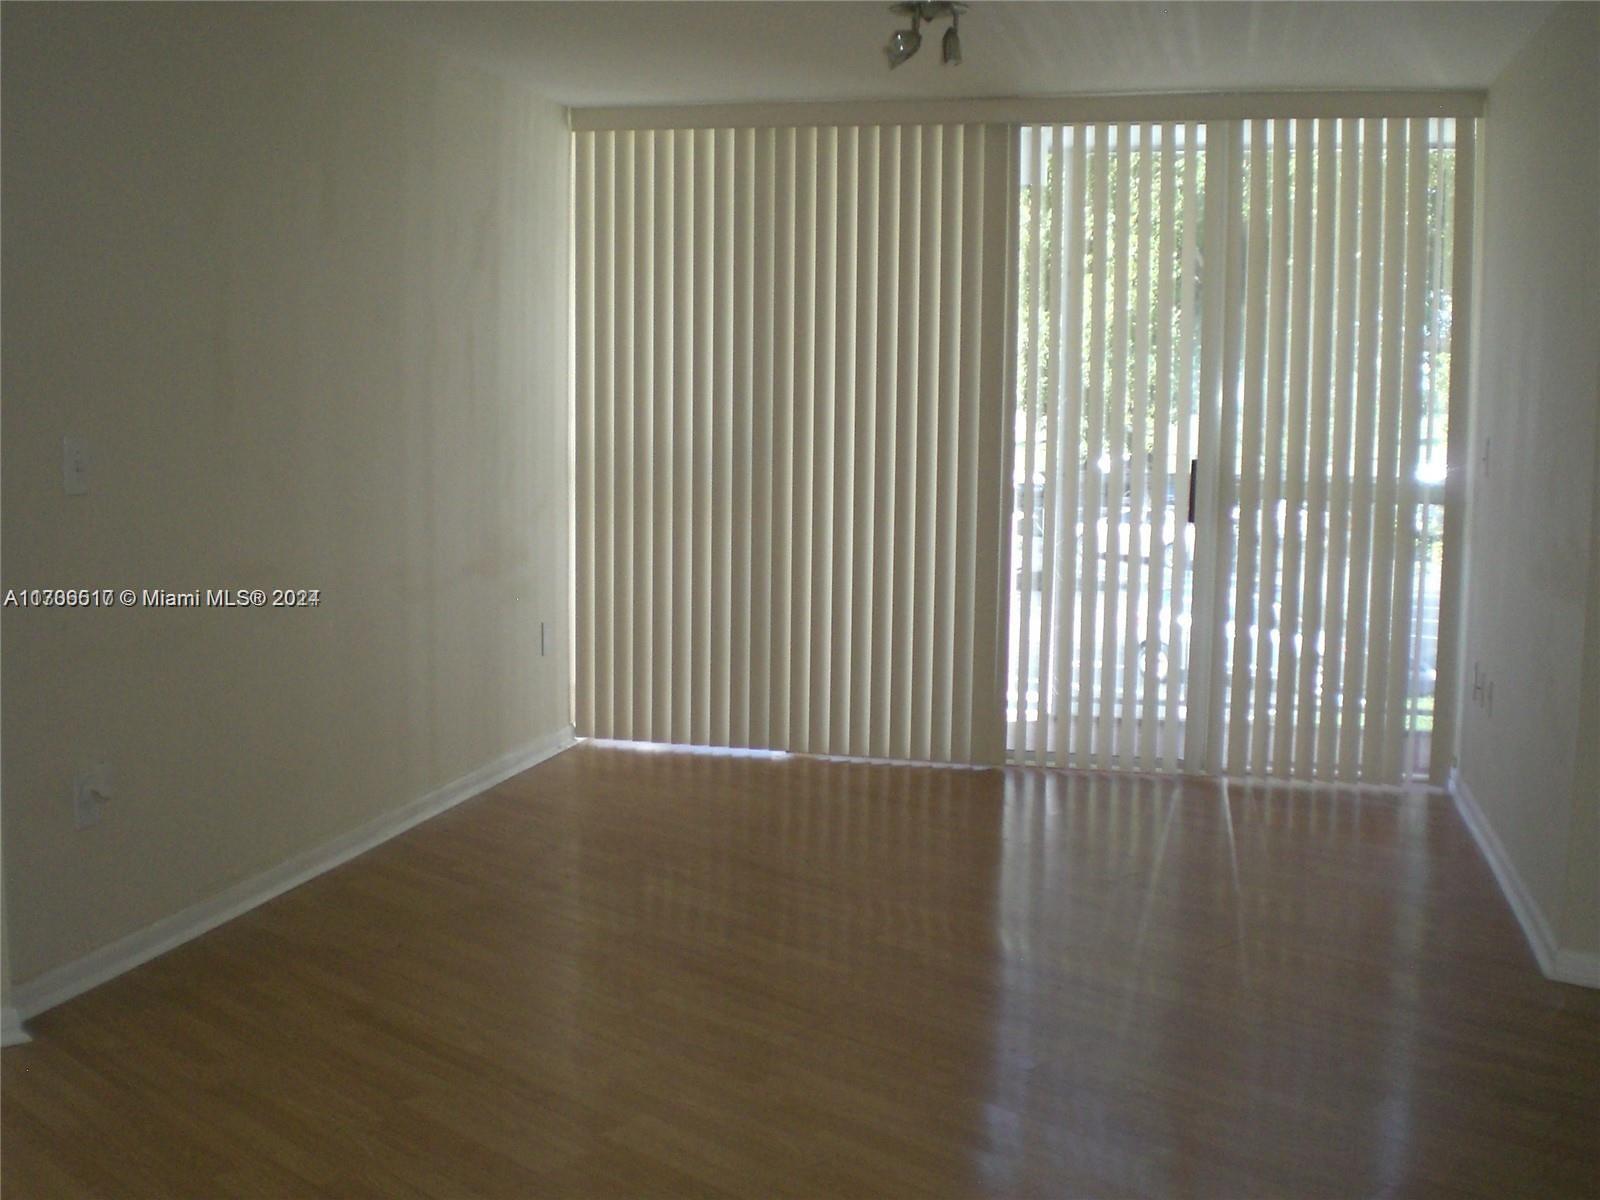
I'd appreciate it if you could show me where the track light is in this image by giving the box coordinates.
[886,2,967,69]
[887,19,922,68]
[943,13,961,64]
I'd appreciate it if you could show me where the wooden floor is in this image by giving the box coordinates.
[4,743,1598,1198]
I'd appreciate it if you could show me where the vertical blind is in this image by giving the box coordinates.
[573,124,1012,763]
[574,108,1474,781]
[1008,117,1471,783]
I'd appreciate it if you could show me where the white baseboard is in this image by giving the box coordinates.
[4,726,576,1029]
[1552,948,1600,989]
[1,1006,30,1046]
[1449,768,1598,989]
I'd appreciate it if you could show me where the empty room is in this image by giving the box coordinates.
[2,1,1598,1196]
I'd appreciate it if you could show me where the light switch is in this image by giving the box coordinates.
[73,761,113,829]
[62,435,89,496]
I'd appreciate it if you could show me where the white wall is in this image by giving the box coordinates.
[1456,2,1600,971]
[0,5,570,987]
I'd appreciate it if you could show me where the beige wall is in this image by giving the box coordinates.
[1,4,571,984]
[1457,3,1600,960]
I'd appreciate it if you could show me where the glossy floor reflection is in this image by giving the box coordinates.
[4,742,1597,1197]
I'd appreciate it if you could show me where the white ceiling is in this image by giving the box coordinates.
[374,1,1552,109]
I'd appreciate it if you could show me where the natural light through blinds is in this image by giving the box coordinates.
[1008,117,1471,783]
[574,124,1011,763]
[1007,122,1204,773]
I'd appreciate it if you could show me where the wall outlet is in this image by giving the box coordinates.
[73,762,113,829]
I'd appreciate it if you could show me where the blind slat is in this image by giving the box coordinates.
[933,126,964,762]
[1361,117,1410,775]
[1077,126,1110,765]
[1139,124,1175,770]
[807,126,834,754]
[1123,127,1152,765]
[772,128,795,748]
[792,128,816,751]
[714,129,736,747]
[1034,126,1063,768]
[749,129,775,750]
[830,127,858,755]
[850,128,880,756]
[1054,129,1086,765]
[1100,124,1131,765]
[890,130,920,760]
[870,125,900,761]
[1296,118,1338,777]
[1336,118,1385,780]
[1205,121,1247,772]
[1316,121,1362,778]
[1251,119,1292,772]
[670,130,692,745]
[694,129,717,747]
[616,132,638,741]
[1163,122,1199,770]
[1275,117,1316,777]
[575,134,597,737]
[731,129,754,747]
[1227,118,1269,774]
[953,125,986,763]
[1013,125,1042,759]
[913,126,943,761]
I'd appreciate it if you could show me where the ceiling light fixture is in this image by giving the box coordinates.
[886,2,967,69]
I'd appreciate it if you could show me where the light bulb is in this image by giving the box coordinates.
[887,21,922,67]
[942,23,962,65]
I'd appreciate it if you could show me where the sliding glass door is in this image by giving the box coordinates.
[1007,118,1467,785]
[1007,123,1204,771]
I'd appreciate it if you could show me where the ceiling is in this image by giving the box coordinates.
[373,1,1552,110]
